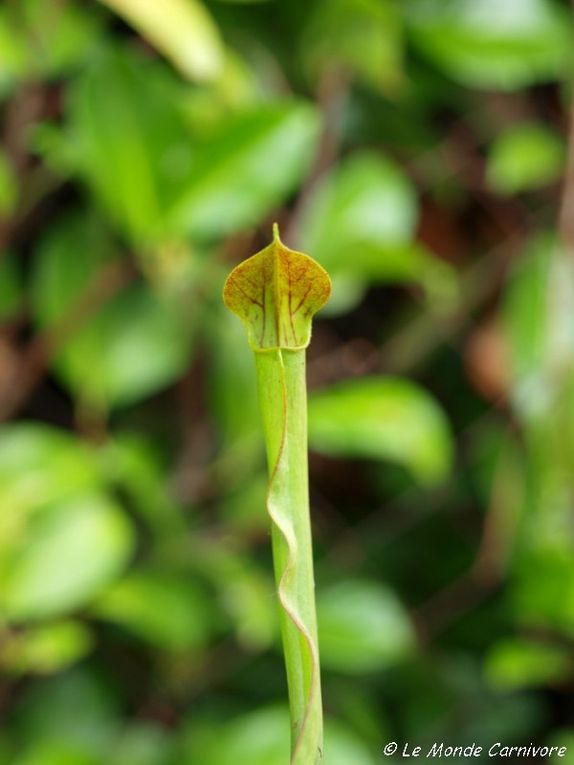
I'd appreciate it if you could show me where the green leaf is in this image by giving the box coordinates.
[407,0,571,90]
[547,731,574,764]
[0,424,101,516]
[71,285,192,408]
[192,541,277,650]
[0,149,17,215]
[207,306,260,447]
[487,123,565,194]
[504,234,574,418]
[0,251,24,320]
[2,493,134,621]
[185,707,377,765]
[317,580,414,673]
[0,9,30,94]
[100,435,185,535]
[108,725,174,765]
[219,563,277,651]
[504,236,551,398]
[324,719,379,765]
[93,571,210,651]
[67,51,319,243]
[12,742,100,765]
[300,152,453,314]
[199,706,290,765]
[1,621,94,675]
[484,638,571,690]
[172,104,320,240]
[0,1,103,95]
[13,667,119,754]
[309,376,453,485]
[99,0,224,82]
[33,212,192,409]
[67,50,195,242]
[302,0,403,92]
[219,475,268,533]
[303,152,417,262]
[513,549,574,636]
[21,0,103,78]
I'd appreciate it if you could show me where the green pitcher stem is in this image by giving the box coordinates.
[222,226,330,764]
[255,349,322,763]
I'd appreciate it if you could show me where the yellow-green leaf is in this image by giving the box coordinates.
[99,0,224,82]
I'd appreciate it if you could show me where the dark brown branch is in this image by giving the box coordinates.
[559,94,574,255]
[286,66,350,244]
[0,259,134,421]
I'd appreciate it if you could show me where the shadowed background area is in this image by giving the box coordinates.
[1,0,574,762]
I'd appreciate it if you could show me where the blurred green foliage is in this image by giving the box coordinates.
[0,0,573,763]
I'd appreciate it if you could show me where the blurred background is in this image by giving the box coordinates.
[0,0,574,762]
